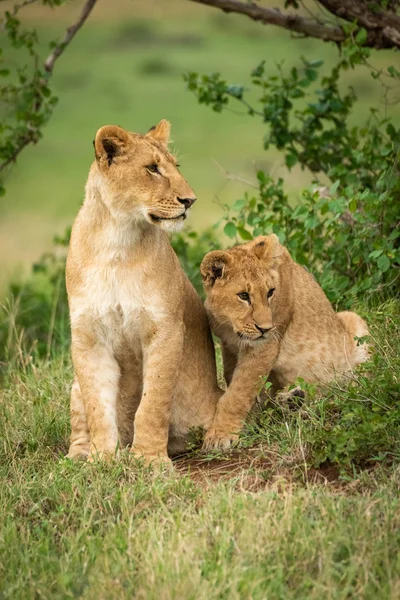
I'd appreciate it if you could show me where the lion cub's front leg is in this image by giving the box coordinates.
[68,378,90,459]
[203,342,279,451]
[71,334,120,460]
[132,325,184,467]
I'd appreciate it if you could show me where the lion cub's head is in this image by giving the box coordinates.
[92,120,196,233]
[201,235,288,345]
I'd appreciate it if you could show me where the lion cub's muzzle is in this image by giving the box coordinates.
[149,196,196,224]
[237,325,273,343]
[177,196,196,209]
[149,211,187,223]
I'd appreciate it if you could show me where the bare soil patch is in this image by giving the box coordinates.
[175,445,343,492]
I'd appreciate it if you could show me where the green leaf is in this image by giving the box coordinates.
[231,199,247,210]
[386,123,397,140]
[387,65,400,78]
[349,199,357,213]
[389,229,400,241]
[377,254,390,273]
[320,202,329,215]
[329,180,340,195]
[226,84,244,99]
[251,61,265,78]
[369,250,383,259]
[306,59,324,68]
[355,28,367,45]
[224,222,237,239]
[292,205,308,219]
[285,152,298,168]
[237,226,253,241]
[305,69,318,82]
[380,146,392,157]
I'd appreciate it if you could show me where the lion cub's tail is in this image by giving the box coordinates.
[337,311,370,366]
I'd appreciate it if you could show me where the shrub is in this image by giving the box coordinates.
[184,55,400,305]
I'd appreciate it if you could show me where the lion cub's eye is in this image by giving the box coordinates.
[147,164,160,174]
[238,292,250,302]
[267,288,275,299]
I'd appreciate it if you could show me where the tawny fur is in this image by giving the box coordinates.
[66,120,221,466]
[201,234,370,450]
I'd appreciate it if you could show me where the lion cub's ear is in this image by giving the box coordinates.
[145,119,171,146]
[252,234,281,261]
[94,125,131,166]
[200,251,232,289]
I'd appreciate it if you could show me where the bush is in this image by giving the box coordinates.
[185,55,400,305]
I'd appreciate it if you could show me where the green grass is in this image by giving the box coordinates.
[1,301,399,599]
[2,1,400,282]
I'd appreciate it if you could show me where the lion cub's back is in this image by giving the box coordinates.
[273,263,370,385]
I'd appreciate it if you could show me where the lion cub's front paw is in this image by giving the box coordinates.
[130,449,174,471]
[67,444,90,461]
[87,449,118,463]
[202,429,239,452]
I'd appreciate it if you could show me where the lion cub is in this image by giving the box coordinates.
[201,234,369,450]
[67,120,221,465]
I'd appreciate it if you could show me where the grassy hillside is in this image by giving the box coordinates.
[0,300,399,598]
[1,0,399,283]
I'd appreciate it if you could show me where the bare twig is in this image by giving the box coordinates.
[212,159,259,188]
[1,0,38,19]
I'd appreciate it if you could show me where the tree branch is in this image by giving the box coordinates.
[189,0,400,49]
[189,0,346,43]
[44,0,97,74]
[0,0,98,175]
[319,0,400,49]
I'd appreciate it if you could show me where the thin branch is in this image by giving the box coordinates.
[0,0,97,174]
[212,159,259,188]
[44,0,97,73]
[2,0,38,19]
[299,0,324,25]
[189,0,346,43]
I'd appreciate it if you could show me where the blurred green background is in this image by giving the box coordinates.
[1,0,399,289]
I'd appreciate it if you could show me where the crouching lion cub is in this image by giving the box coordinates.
[67,120,221,466]
[200,234,370,450]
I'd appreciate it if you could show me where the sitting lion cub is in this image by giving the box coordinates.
[200,234,369,450]
[67,120,221,466]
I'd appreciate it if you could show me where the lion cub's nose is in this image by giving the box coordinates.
[255,324,271,335]
[178,197,196,209]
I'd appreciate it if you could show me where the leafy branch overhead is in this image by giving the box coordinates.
[0,0,98,189]
[189,0,400,50]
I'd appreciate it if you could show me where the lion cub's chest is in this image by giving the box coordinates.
[74,261,163,354]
